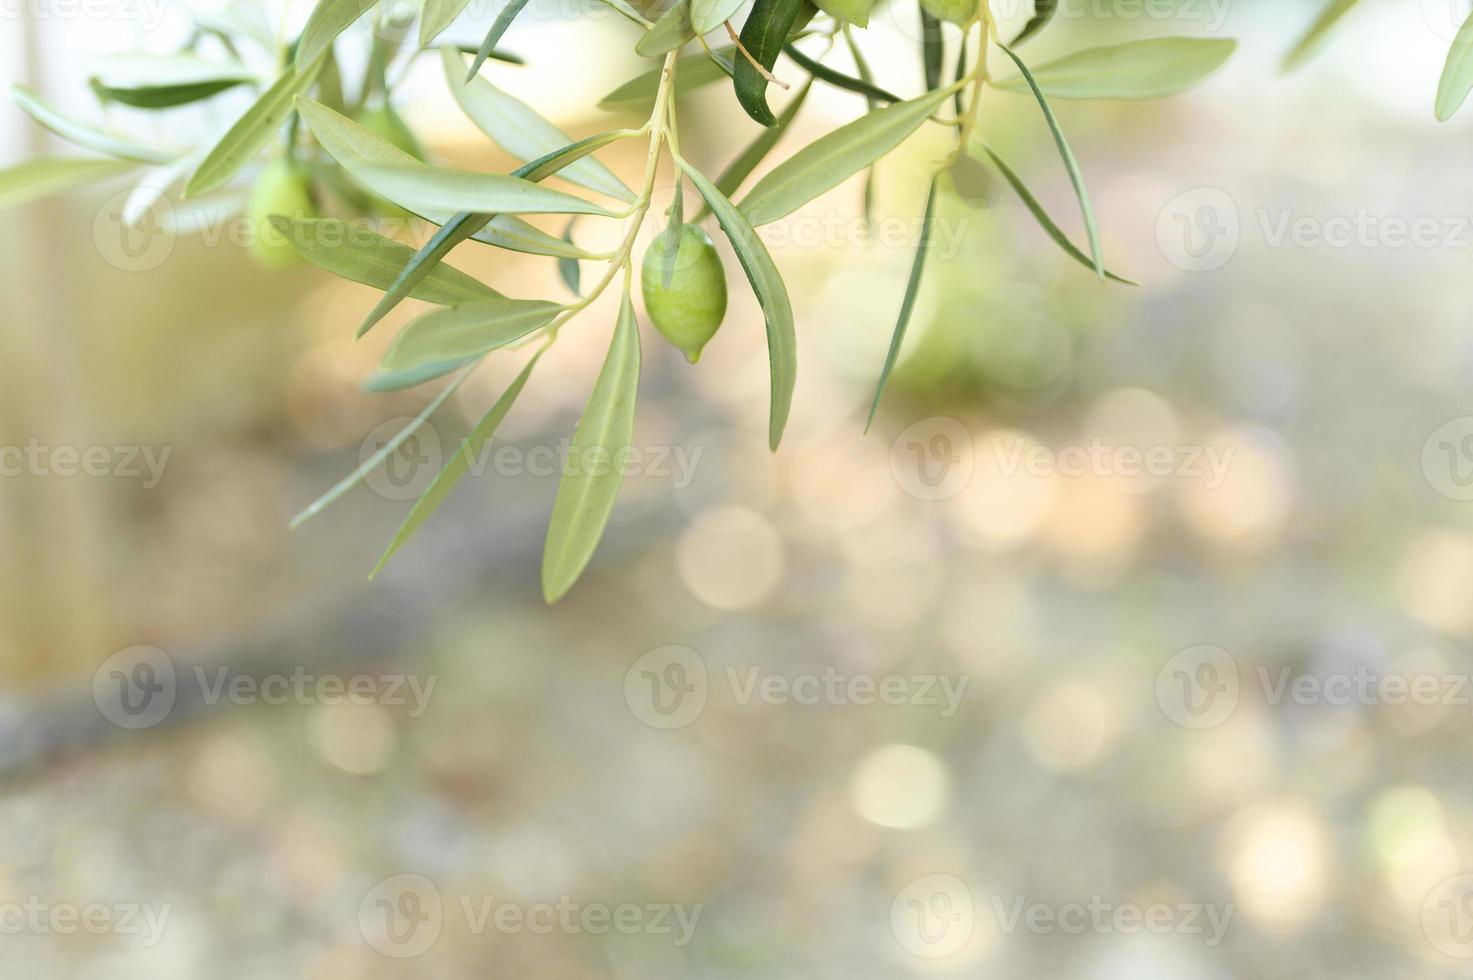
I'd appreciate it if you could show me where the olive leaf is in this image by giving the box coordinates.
[637,1,695,57]
[920,7,943,91]
[0,158,136,211]
[272,216,501,303]
[783,43,899,103]
[739,84,954,228]
[594,0,649,24]
[380,297,562,374]
[442,48,635,202]
[660,181,684,289]
[734,0,808,125]
[1011,0,1057,46]
[866,174,938,431]
[467,0,534,81]
[10,86,178,164]
[692,0,745,35]
[681,159,796,450]
[1283,0,1361,71]
[373,353,543,577]
[296,0,379,68]
[364,358,481,393]
[88,54,256,108]
[711,79,810,203]
[600,48,734,112]
[993,38,1238,101]
[1438,9,1473,121]
[291,365,477,529]
[186,55,326,196]
[541,287,641,604]
[973,144,1137,286]
[996,42,1103,280]
[421,0,474,45]
[559,218,583,295]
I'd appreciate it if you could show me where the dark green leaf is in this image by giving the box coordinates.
[1011,0,1056,46]
[466,0,534,81]
[783,43,899,102]
[734,0,807,125]
[920,7,942,91]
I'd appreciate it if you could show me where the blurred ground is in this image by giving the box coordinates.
[5,0,1473,977]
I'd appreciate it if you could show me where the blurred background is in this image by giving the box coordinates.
[5,0,1473,975]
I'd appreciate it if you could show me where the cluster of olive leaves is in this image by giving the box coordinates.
[11,0,1362,604]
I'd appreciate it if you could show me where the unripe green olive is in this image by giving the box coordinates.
[641,226,728,364]
[246,160,316,270]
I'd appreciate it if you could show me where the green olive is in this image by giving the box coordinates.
[246,160,316,270]
[641,226,728,364]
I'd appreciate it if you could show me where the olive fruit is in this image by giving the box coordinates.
[246,160,316,270]
[640,226,728,364]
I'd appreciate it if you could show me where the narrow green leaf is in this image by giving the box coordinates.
[1438,10,1473,121]
[297,0,378,67]
[541,289,641,603]
[373,353,541,577]
[975,143,1136,285]
[271,216,500,303]
[681,159,795,450]
[783,43,899,103]
[363,357,479,392]
[920,7,943,91]
[381,297,561,374]
[996,42,1103,280]
[10,86,176,164]
[466,0,533,81]
[637,1,694,57]
[186,56,325,196]
[993,37,1237,101]
[1283,0,1360,71]
[92,78,248,109]
[559,218,582,295]
[1011,0,1056,46]
[692,0,745,34]
[866,174,937,431]
[738,84,954,227]
[0,158,135,211]
[421,0,474,45]
[442,48,635,202]
[599,48,734,111]
[352,162,614,216]
[290,365,475,529]
[734,0,808,125]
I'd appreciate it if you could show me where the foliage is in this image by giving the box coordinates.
[16,0,1422,601]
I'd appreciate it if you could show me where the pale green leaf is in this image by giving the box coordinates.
[1438,9,1473,121]
[1283,0,1361,70]
[598,48,734,111]
[421,0,474,44]
[739,84,953,227]
[812,0,871,27]
[541,289,640,603]
[467,0,533,81]
[381,297,561,374]
[996,43,1103,280]
[866,174,937,431]
[297,0,379,67]
[993,37,1237,100]
[692,0,745,35]
[373,353,541,577]
[442,48,634,202]
[0,158,135,211]
[682,159,795,450]
[636,1,694,57]
[10,86,177,164]
[186,56,325,196]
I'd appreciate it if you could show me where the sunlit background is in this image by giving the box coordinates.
[4,0,1473,975]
